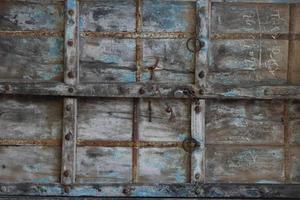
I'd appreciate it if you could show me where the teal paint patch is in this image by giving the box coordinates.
[224,90,238,97]
[121,72,136,82]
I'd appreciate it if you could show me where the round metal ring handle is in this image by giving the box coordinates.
[182,138,199,153]
[186,37,204,53]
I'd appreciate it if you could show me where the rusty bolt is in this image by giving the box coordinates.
[139,88,145,95]
[67,40,73,46]
[0,186,7,193]
[65,132,73,141]
[68,9,74,16]
[122,187,130,195]
[64,186,70,194]
[199,88,204,95]
[68,87,74,93]
[195,173,200,180]
[198,71,205,79]
[195,105,201,113]
[67,71,75,78]
[66,105,72,111]
[63,170,70,177]
[4,84,11,91]
[165,106,172,113]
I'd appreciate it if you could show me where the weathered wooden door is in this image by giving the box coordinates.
[0,0,300,198]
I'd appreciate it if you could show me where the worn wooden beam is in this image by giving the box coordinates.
[61,0,79,186]
[0,82,300,99]
[0,183,300,198]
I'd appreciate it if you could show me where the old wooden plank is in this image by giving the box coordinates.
[0,146,60,183]
[0,1,64,31]
[191,100,205,183]
[81,32,193,39]
[211,2,289,34]
[78,98,132,141]
[80,38,136,83]
[138,148,189,183]
[0,37,63,81]
[206,100,284,144]
[61,0,79,186]
[76,147,132,184]
[288,100,300,144]
[142,39,194,83]
[0,96,62,140]
[0,183,300,198]
[139,99,190,141]
[289,146,300,183]
[142,0,196,32]
[79,0,136,32]
[206,146,285,183]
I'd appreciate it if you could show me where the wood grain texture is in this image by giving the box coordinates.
[139,99,190,141]
[0,146,60,183]
[142,39,194,83]
[142,0,196,32]
[78,98,132,141]
[0,1,64,31]
[80,38,136,83]
[0,96,62,140]
[79,0,136,32]
[138,148,189,183]
[211,3,289,34]
[289,146,300,183]
[206,146,285,183]
[76,147,132,184]
[0,37,63,81]
[206,100,284,145]
[288,100,300,144]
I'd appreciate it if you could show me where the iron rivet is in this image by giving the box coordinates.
[66,105,72,111]
[68,9,74,16]
[198,71,205,79]
[195,173,200,180]
[63,170,70,177]
[139,88,145,95]
[67,71,75,78]
[4,84,11,91]
[65,132,73,141]
[67,40,73,46]
[64,186,70,194]
[1,165,5,169]
[0,186,7,193]
[68,87,74,93]
[165,106,172,113]
[122,187,130,195]
[195,106,201,113]
[199,88,204,95]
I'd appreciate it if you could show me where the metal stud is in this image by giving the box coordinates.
[67,40,73,46]
[65,132,73,141]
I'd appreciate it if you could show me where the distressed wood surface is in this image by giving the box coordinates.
[206,146,285,183]
[0,37,63,81]
[0,146,60,183]
[138,148,189,183]
[0,96,62,140]
[78,98,132,141]
[76,147,132,184]
[80,38,136,83]
[289,100,300,145]
[206,100,284,144]
[139,99,190,141]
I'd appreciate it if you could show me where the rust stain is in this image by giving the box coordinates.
[0,139,60,146]
[0,31,63,37]
[81,32,192,39]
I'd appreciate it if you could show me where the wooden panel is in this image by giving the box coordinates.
[206,146,285,183]
[0,0,64,31]
[80,38,136,83]
[78,98,132,141]
[79,0,136,32]
[138,148,189,183]
[0,146,60,183]
[76,147,132,183]
[0,96,62,140]
[139,99,190,141]
[289,100,300,144]
[142,39,194,83]
[0,37,63,81]
[206,100,284,144]
[208,39,288,87]
[289,146,300,183]
[289,40,300,85]
[142,0,196,32]
[211,3,289,34]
